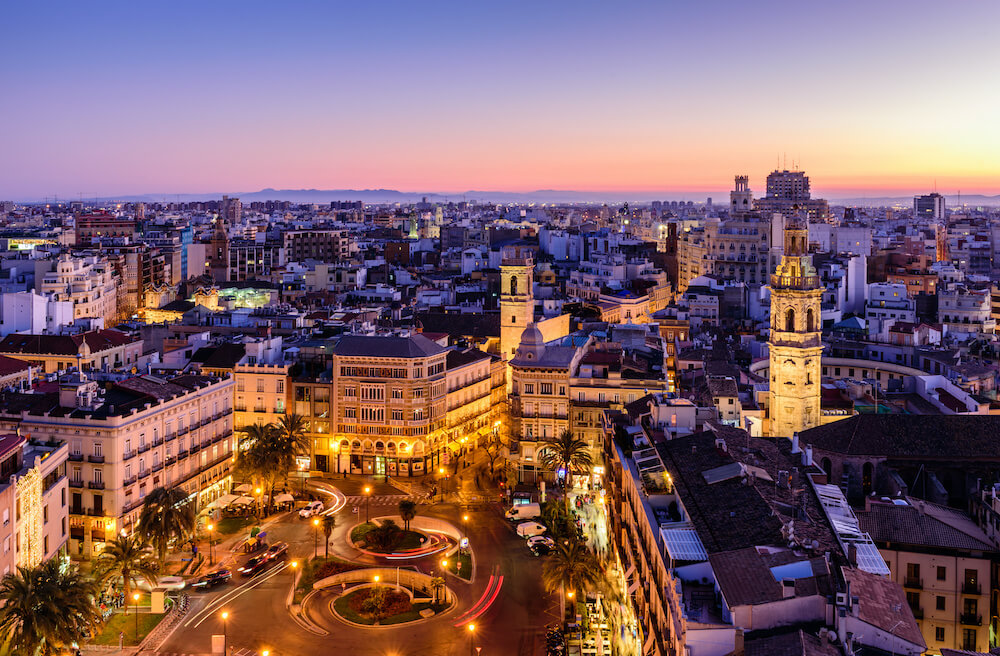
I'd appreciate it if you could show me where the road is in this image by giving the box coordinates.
[157,482,557,656]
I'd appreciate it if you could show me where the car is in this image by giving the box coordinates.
[299,500,324,518]
[138,576,186,592]
[515,521,547,538]
[238,553,272,577]
[527,535,555,550]
[191,569,232,590]
[530,542,552,557]
[267,541,289,560]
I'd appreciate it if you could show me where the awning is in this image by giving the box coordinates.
[274,493,294,504]
[235,483,253,493]
[660,527,708,562]
[208,493,238,509]
[232,495,254,506]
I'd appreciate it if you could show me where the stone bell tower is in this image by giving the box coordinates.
[768,218,823,438]
[500,245,534,361]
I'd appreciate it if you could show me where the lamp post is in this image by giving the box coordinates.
[468,623,476,656]
[221,611,229,654]
[132,592,140,642]
[364,485,371,524]
[207,523,215,564]
[438,467,446,502]
[312,518,320,559]
[255,487,262,517]
[441,558,448,576]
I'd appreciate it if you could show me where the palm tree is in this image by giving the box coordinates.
[95,533,159,600]
[397,499,417,532]
[542,539,601,620]
[430,576,445,605]
[137,486,196,564]
[0,558,102,656]
[322,515,336,559]
[236,422,278,516]
[539,429,594,479]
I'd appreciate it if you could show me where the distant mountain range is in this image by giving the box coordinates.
[22,188,1000,207]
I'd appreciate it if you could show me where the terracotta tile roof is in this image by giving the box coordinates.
[0,330,134,356]
[841,567,925,649]
[0,354,31,377]
[857,501,995,553]
[800,414,1000,459]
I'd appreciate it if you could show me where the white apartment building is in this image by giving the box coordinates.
[234,336,290,430]
[39,254,119,325]
[0,435,70,575]
[938,287,995,339]
[0,372,235,557]
[865,282,916,340]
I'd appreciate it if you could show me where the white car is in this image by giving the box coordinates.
[138,576,187,592]
[299,500,324,518]
[515,521,547,538]
[526,535,555,550]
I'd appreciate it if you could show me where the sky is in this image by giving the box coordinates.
[3,0,1000,200]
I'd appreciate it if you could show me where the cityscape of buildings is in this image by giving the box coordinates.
[0,168,996,655]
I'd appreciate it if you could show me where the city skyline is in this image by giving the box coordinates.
[4,0,999,199]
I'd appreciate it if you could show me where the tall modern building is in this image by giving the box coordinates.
[767,218,823,437]
[914,192,946,222]
[220,196,242,224]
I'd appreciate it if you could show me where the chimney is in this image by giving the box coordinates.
[917,500,926,516]
[847,544,858,566]
[791,432,801,454]
[803,445,813,467]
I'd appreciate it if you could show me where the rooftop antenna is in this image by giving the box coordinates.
[783,153,787,170]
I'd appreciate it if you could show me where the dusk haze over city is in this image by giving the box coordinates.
[2,3,1000,656]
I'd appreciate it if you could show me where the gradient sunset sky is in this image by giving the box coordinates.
[4,1,999,200]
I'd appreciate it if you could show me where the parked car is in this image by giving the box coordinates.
[267,541,289,560]
[191,569,232,590]
[530,542,552,557]
[515,521,547,538]
[138,576,186,592]
[527,535,555,550]
[299,500,324,518]
[238,553,272,577]
[505,502,541,521]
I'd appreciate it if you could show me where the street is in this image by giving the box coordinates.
[155,475,558,656]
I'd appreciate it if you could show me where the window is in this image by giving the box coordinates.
[237,379,246,392]
[93,442,102,457]
[963,628,977,651]
[276,380,284,394]
[934,627,945,642]
[345,408,356,419]
[936,595,945,611]
[540,383,553,395]
[413,388,423,399]
[392,388,403,399]
[964,568,978,592]
[392,410,403,421]
[257,380,265,393]
[937,566,946,581]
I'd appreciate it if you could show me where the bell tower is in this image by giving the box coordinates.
[730,175,753,217]
[768,219,823,437]
[500,245,534,360]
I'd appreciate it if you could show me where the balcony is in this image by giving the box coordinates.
[903,577,922,589]
[138,469,151,479]
[68,452,84,462]
[123,450,136,460]
[87,508,105,517]
[152,462,163,473]
[138,444,150,454]
[68,478,84,489]
[190,443,201,454]
[962,582,982,595]
[910,607,923,620]
[70,506,85,516]
[165,433,177,442]
[177,450,189,460]
[164,456,176,467]
[152,437,164,447]
[88,454,105,463]
[123,476,137,486]
[960,613,982,626]
[88,481,105,490]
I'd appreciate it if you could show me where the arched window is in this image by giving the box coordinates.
[862,462,874,495]
[340,440,350,452]
[785,308,795,332]
[510,275,518,296]
[806,308,816,332]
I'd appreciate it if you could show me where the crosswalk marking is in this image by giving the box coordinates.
[344,494,426,506]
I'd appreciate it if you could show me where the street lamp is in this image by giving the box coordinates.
[312,518,320,559]
[132,592,140,642]
[441,559,448,575]
[468,623,476,656]
[364,486,372,524]
[261,651,270,656]
[221,610,229,654]
[207,523,215,564]
[255,487,262,517]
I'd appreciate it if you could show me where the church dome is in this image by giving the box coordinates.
[514,322,546,361]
